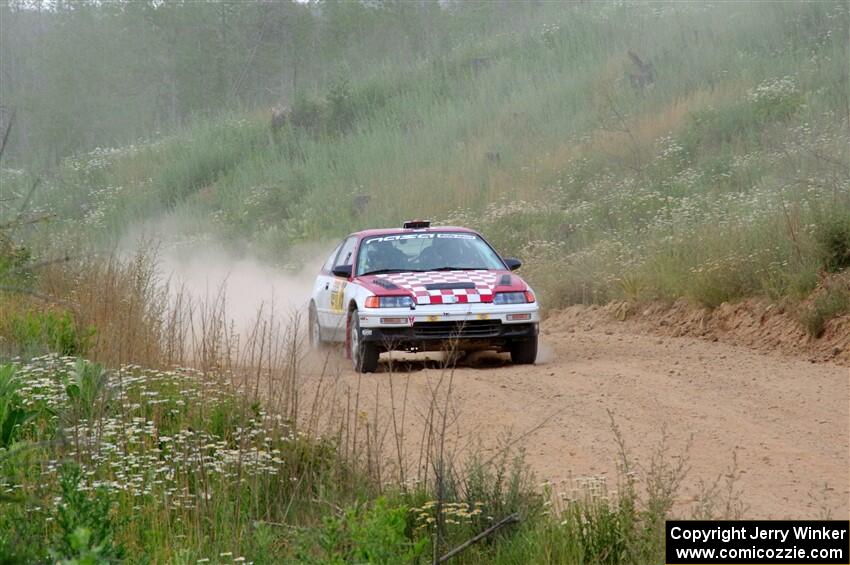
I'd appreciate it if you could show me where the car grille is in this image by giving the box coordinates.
[412,320,502,339]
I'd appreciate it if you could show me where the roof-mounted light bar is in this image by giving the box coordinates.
[402,220,431,229]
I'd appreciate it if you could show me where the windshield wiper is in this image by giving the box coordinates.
[361,267,482,276]
[361,268,426,276]
[360,268,404,276]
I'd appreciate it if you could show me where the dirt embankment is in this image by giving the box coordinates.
[550,298,849,366]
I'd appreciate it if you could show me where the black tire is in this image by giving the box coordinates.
[309,302,324,348]
[349,309,379,373]
[509,336,537,365]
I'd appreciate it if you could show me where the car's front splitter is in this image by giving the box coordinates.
[359,320,537,352]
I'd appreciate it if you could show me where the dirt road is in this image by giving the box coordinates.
[306,312,849,519]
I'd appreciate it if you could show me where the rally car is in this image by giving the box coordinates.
[309,221,539,372]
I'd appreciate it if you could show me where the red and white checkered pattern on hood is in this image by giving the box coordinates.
[372,270,500,305]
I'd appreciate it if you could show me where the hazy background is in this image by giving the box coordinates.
[1,0,545,166]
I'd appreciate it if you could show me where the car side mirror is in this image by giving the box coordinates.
[503,258,522,271]
[332,264,352,278]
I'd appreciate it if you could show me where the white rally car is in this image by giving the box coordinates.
[309,221,539,372]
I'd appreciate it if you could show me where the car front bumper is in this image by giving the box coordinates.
[356,303,539,351]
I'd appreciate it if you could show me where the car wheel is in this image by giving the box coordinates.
[309,302,323,348]
[509,336,537,365]
[349,309,379,373]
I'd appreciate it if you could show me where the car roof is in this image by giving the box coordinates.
[351,226,478,239]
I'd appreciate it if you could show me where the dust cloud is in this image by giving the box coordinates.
[120,220,333,338]
[156,243,329,332]
[535,339,555,364]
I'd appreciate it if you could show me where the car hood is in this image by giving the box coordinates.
[356,270,526,305]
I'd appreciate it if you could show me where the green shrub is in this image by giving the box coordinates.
[55,527,115,565]
[50,463,124,564]
[799,277,850,337]
[326,68,357,135]
[8,310,95,357]
[348,497,427,564]
[62,359,108,421]
[156,119,268,207]
[814,213,850,273]
[680,85,800,160]
[459,448,543,529]
[290,92,326,132]
[0,364,36,449]
[0,237,32,285]
[686,265,753,309]
[295,496,426,564]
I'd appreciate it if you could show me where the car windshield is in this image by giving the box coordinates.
[357,232,505,276]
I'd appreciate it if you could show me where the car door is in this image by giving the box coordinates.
[314,242,342,333]
[325,235,358,338]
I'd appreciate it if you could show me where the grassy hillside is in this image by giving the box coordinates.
[7,1,846,322]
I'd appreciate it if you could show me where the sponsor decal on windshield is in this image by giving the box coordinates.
[364,233,477,244]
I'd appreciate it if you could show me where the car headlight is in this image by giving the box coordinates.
[493,291,535,304]
[365,295,414,308]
